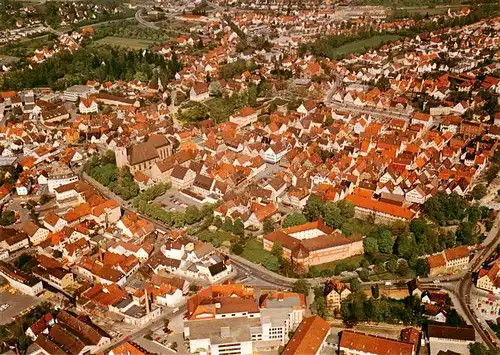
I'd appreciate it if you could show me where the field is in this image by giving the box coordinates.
[241,238,274,265]
[94,36,155,49]
[314,255,365,271]
[330,35,401,58]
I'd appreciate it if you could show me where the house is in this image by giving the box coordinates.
[229,106,258,128]
[170,165,196,190]
[190,82,210,102]
[282,316,330,355]
[0,228,30,253]
[263,142,290,164]
[0,261,43,296]
[476,260,500,294]
[426,324,474,355]
[325,280,351,311]
[79,97,99,114]
[411,112,433,129]
[427,246,469,277]
[32,255,75,290]
[22,221,50,245]
[339,330,415,355]
[263,220,364,269]
[34,310,110,354]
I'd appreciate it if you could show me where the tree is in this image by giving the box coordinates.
[231,242,244,255]
[213,216,223,228]
[386,258,398,273]
[341,220,355,236]
[282,212,307,228]
[271,243,283,259]
[414,258,428,277]
[233,218,244,236]
[397,260,409,277]
[185,205,200,224]
[349,278,361,292]
[358,268,370,282]
[377,230,394,254]
[292,279,310,295]
[471,184,487,200]
[456,221,476,245]
[409,219,428,238]
[262,255,280,271]
[0,210,15,226]
[303,194,324,221]
[363,237,379,254]
[323,202,344,229]
[446,308,465,326]
[371,284,380,298]
[468,342,500,355]
[263,218,275,234]
[375,77,390,91]
[222,217,233,233]
[485,164,500,184]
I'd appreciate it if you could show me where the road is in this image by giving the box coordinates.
[135,7,160,30]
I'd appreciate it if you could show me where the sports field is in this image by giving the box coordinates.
[94,36,154,49]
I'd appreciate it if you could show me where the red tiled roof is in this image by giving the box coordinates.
[339,330,414,355]
[282,316,330,355]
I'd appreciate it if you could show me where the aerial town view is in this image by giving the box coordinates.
[0,0,500,354]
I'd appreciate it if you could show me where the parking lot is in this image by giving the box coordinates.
[156,190,203,212]
[0,288,41,325]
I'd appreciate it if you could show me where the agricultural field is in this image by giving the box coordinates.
[329,35,401,58]
[93,36,155,50]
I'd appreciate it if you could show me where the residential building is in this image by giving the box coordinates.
[427,246,469,276]
[0,261,43,296]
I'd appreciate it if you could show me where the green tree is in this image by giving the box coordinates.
[213,216,223,228]
[371,284,380,298]
[468,342,500,355]
[377,230,394,254]
[456,221,476,245]
[341,220,355,236]
[349,278,361,292]
[323,202,344,229]
[414,258,428,277]
[282,212,307,228]
[292,279,310,295]
[386,258,398,273]
[233,218,244,236]
[185,205,200,224]
[485,164,500,184]
[409,219,428,238]
[303,194,324,221]
[263,218,275,234]
[222,217,233,233]
[358,268,370,282]
[0,210,15,226]
[271,242,283,259]
[262,255,280,271]
[363,237,379,254]
[471,184,487,200]
[397,260,409,276]
[231,242,244,255]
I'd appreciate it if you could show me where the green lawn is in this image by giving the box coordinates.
[241,238,273,264]
[314,255,365,272]
[94,36,155,49]
[330,35,401,58]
